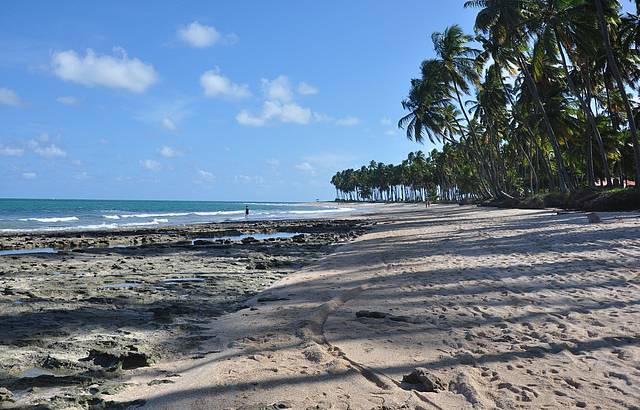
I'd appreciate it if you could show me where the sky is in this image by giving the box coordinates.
[5,1,632,201]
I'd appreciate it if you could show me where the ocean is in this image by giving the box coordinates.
[0,199,356,233]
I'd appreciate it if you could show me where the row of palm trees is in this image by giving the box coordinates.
[330,151,469,202]
[394,0,640,199]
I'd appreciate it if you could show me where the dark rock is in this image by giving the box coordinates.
[586,212,601,223]
[254,262,268,270]
[192,239,212,246]
[81,348,152,370]
[356,310,387,319]
[401,368,446,392]
[257,295,289,302]
[292,234,306,243]
[241,237,258,244]
[147,379,175,386]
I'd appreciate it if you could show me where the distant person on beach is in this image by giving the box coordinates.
[245,205,249,216]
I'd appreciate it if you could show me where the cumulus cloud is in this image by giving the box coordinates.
[297,82,318,95]
[200,68,250,98]
[56,96,79,105]
[178,21,220,48]
[159,145,180,158]
[0,146,24,156]
[336,116,360,126]
[236,76,358,128]
[236,75,314,127]
[51,48,158,93]
[0,87,22,107]
[140,159,161,171]
[22,172,37,180]
[161,117,177,131]
[263,76,293,102]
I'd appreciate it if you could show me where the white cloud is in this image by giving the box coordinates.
[56,96,79,105]
[140,159,161,171]
[297,82,318,95]
[0,146,24,156]
[22,172,37,180]
[162,117,177,131]
[262,76,293,102]
[51,48,158,93]
[266,158,280,167]
[0,87,22,107]
[201,68,250,98]
[236,110,267,127]
[159,145,180,158]
[198,170,214,180]
[28,138,66,158]
[380,116,392,126]
[336,116,360,126]
[234,174,265,184]
[195,169,215,185]
[295,162,314,172]
[178,21,220,48]
[236,101,311,126]
[236,75,351,128]
[236,76,312,127]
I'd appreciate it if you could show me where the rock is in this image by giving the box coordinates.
[192,239,212,246]
[147,379,175,386]
[257,295,289,302]
[0,387,13,402]
[242,237,258,244]
[292,234,306,243]
[401,368,446,392]
[356,310,387,319]
[254,262,268,270]
[81,348,152,370]
[586,212,601,223]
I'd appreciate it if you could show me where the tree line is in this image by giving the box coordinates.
[332,0,640,202]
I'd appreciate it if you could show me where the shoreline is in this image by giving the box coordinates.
[0,211,378,409]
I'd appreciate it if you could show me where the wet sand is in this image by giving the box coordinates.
[0,217,371,409]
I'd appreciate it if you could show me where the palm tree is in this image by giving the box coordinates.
[594,0,640,184]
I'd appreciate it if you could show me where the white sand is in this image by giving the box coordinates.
[112,204,640,409]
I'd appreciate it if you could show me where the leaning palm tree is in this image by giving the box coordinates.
[466,0,575,191]
[594,0,640,184]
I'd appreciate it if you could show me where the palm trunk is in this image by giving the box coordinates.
[595,0,640,185]
[555,30,611,186]
[452,82,500,197]
[517,53,573,192]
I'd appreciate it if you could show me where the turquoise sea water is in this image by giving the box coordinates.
[0,199,355,233]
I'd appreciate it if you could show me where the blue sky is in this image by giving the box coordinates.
[6,1,630,201]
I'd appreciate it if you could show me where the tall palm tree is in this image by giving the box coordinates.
[594,0,640,184]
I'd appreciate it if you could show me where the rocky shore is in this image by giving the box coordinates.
[0,218,370,409]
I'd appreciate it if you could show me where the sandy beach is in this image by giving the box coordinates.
[1,203,639,409]
[93,203,639,409]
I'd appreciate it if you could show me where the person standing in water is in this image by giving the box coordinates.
[245,205,249,216]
